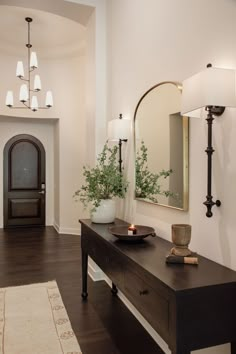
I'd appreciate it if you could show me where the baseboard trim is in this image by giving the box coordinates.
[53,223,80,235]
[88,260,105,282]
[53,222,60,233]
[59,227,80,235]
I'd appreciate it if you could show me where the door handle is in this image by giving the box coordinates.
[38,191,45,194]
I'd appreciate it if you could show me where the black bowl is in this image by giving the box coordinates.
[109,225,156,242]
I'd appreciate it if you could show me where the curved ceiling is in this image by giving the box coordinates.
[0,2,94,58]
[0,0,94,26]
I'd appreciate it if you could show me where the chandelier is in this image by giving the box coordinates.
[5,17,53,112]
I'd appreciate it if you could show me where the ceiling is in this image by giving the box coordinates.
[0,0,94,26]
[0,2,94,58]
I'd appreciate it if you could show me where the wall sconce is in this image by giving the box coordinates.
[181,64,236,217]
[108,114,131,172]
[107,113,130,296]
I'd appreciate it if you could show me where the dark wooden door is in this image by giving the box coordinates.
[4,134,46,228]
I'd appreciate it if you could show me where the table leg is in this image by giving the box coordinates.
[231,342,236,354]
[81,249,88,300]
[111,282,118,295]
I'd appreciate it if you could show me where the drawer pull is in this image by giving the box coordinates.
[139,289,149,295]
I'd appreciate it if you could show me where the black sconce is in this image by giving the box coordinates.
[107,113,130,295]
[181,64,236,217]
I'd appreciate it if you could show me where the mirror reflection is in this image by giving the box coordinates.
[134,82,189,210]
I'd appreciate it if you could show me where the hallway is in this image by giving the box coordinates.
[0,227,163,354]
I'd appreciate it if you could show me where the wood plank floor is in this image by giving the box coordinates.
[0,226,164,354]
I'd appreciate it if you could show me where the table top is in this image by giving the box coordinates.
[80,218,236,293]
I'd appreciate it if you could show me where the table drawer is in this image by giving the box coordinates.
[124,269,169,339]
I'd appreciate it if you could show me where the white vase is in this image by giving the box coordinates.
[91,199,116,223]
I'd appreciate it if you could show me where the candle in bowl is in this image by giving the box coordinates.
[128,224,137,235]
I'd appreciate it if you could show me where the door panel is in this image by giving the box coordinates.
[9,199,40,218]
[4,134,45,228]
[11,141,39,189]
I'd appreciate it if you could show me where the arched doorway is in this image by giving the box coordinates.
[4,134,46,228]
[0,2,102,233]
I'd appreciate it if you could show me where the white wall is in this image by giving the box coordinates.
[69,0,108,156]
[108,0,236,353]
[54,120,60,228]
[67,0,109,232]
[84,10,96,168]
[54,55,87,234]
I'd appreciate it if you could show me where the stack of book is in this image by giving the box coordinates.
[166,251,198,265]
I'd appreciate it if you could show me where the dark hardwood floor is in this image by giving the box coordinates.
[0,226,164,354]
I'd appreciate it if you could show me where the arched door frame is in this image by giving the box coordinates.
[3,134,46,228]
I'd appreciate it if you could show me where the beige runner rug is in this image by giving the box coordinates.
[0,280,82,354]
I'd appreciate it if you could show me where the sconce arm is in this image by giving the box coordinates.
[203,106,223,217]
[118,138,128,173]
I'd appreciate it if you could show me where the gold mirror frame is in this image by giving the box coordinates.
[134,81,189,211]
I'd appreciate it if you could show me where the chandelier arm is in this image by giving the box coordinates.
[8,106,50,110]
[8,107,30,109]
[23,102,30,108]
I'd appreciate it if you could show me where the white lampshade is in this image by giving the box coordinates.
[34,74,41,91]
[6,91,14,107]
[45,91,53,107]
[16,61,24,77]
[19,84,28,102]
[31,96,38,111]
[108,118,131,141]
[181,66,236,118]
[30,51,38,69]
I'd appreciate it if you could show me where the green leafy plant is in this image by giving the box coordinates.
[74,142,129,211]
[135,141,173,203]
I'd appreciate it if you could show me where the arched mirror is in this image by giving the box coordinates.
[134,81,189,210]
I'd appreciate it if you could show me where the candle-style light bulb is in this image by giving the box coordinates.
[30,52,38,69]
[6,91,14,107]
[45,91,53,107]
[16,61,24,78]
[19,84,28,102]
[31,96,38,111]
[34,75,41,91]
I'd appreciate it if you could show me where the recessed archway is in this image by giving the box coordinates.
[0,0,107,234]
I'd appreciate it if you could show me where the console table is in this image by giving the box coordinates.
[80,218,236,354]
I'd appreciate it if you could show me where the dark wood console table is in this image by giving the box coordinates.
[80,218,236,354]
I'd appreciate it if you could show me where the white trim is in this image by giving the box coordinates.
[58,227,80,235]
[53,223,80,235]
[53,222,60,233]
[65,0,96,6]
[88,259,105,281]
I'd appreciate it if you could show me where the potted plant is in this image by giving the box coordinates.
[135,141,173,203]
[74,142,129,223]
